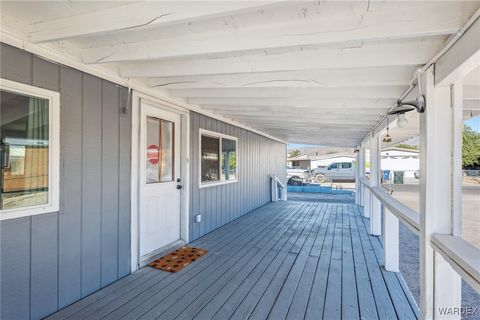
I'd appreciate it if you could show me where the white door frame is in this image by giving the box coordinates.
[130,91,190,272]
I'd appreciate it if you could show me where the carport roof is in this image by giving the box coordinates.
[1,1,479,146]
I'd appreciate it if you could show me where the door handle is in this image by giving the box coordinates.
[177,185,183,190]
[177,178,181,183]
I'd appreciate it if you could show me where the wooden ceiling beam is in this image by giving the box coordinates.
[464,99,480,110]
[171,86,406,99]
[29,1,284,43]
[145,66,415,89]
[201,105,389,115]
[210,110,382,120]
[82,2,470,63]
[188,97,395,108]
[119,39,444,77]
[229,117,378,126]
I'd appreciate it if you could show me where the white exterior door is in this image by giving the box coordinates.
[139,102,182,261]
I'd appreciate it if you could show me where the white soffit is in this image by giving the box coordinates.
[1,1,479,147]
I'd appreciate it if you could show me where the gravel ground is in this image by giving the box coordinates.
[392,184,480,320]
[400,223,480,320]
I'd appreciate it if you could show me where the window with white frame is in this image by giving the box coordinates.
[0,79,60,220]
[200,129,237,186]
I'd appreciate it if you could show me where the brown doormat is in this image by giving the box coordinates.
[148,246,208,273]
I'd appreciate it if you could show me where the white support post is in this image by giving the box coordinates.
[370,135,381,235]
[355,151,361,205]
[434,253,462,319]
[361,143,370,218]
[452,81,463,236]
[383,207,399,272]
[363,184,370,218]
[359,146,365,206]
[419,66,461,320]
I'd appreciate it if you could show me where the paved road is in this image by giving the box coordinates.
[388,183,480,248]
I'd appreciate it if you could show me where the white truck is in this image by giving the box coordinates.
[311,162,355,182]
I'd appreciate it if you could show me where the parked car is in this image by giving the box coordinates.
[286,166,309,180]
[311,162,354,182]
[286,166,311,185]
[287,176,304,186]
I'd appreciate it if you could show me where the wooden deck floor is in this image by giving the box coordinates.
[47,201,419,320]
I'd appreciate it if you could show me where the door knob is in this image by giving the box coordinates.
[177,178,181,183]
[177,185,183,190]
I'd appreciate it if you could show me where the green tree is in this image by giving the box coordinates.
[288,149,301,158]
[463,125,480,169]
[396,143,418,150]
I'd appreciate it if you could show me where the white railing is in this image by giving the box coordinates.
[271,174,287,202]
[359,179,480,295]
[370,186,419,233]
[431,234,480,293]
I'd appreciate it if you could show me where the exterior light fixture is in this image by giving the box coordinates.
[396,113,408,128]
[387,95,426,128]
[383,117,392,143]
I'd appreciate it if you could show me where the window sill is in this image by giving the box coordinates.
[199,179,238,189]
[0,203,59,221]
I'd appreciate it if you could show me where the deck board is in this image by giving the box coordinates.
[47,201,419,320]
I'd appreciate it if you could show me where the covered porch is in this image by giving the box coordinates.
[46,200,418,320]
[1,2,479,319]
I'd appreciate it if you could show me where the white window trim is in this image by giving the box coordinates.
[199,128,238,188]
[0,78,60,220]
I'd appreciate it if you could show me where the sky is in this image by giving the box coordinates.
[287,143,323,149]
[465,115,480,132]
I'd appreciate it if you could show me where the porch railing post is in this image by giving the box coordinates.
[359,146,365,207]
[383,207,399,272]
[370,134,381,235]
[363,184,370,218]
[419,66,461,319]
[452,80,463,237]
[355,151,361,205]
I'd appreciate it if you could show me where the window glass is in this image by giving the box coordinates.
[221,138,237,181]
[201,132,238,185]
[201,135,220,182]
[342,163,352,169]
[145,116,174,184]
[1,90,49,210]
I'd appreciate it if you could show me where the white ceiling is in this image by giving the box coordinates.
[1,1,479,147]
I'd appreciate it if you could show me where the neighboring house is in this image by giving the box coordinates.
[0,44,286,319]
[287,148,419,178]
[381,147,420,178]
[288,153,355,170]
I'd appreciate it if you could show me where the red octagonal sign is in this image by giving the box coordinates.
[147,144,159,165]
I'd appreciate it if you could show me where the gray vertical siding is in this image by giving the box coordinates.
[0,43,131,320]
[0,43,286,319]
[189,112,286,240]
